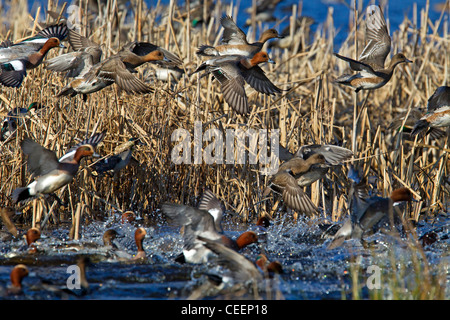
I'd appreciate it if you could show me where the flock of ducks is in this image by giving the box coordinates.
[0,3,449,298]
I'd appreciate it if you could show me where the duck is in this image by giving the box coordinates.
[388,107,432,135]
[118,41,183,82]
[327,186,416,249]
[53,229,119,252]
[0,24,67,87]
[92,137,141,176]
[9,227,41,254]
[58,130,106,163]
[25,227,41,247]
[24,227,41,253]
[263,153,330,215]
[1,102,45,142]
[161,190,258,264]
[121,211,136,224]
[278,144,353,187]
[0,37,65,87]
[117,40,182,69]
[192,51,282,114]
[101,227,148,262]
[56,50,169,100]
[410,86,450,139]
[255,253,283,278]
[44,29,102,78]
[11,131,104,204]
[130,227,147,261]
[0,264,29,296]
[197,235,263,284]
[197,189,224,233]
[334,5,412,92]
[43,256,91,297]
[196,15,283,57]
[0,23,67,62]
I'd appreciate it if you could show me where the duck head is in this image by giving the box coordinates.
[235,231,258,249]
[259,29,284,42]
[10,264,29,289]
[389,53,412,67]
[143,50,170,63]
[102,229,118,246]
[41,37,65,52]
[26,227,41,246]
[73,144,96,162]
[250,51,275,66]
[134,227,147,251]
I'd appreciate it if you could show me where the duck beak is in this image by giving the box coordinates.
[406,58,413,63]
[163,56,171,62]
[268,58,276,64]
[92,152,101,158]
[59,43,66,48]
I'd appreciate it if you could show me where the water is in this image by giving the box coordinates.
[0,210,448,300]
[24,0,447,47]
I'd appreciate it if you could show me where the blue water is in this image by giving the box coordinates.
[24,0,447,47]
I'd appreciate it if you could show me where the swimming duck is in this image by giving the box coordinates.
[130,227,147,261]
[327,186,416,249]
[255,253,283,278]
[54,229,119,252]
[161,190,258,264]
[192,51,281,114]
[0,264,29,296]
[334,5,412,92]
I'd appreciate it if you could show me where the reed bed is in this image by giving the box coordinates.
[0,0,448,235]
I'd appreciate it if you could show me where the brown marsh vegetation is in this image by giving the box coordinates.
[0,0,448,299]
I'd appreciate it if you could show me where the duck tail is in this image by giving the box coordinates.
[37,23,69,41]
[196,45,219,57]
[333,73,354,85]
[11,187,31,204]
[189,63,208,77]
[428,128,446,140]
[56,86,76,98]
[410,120,429,138]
